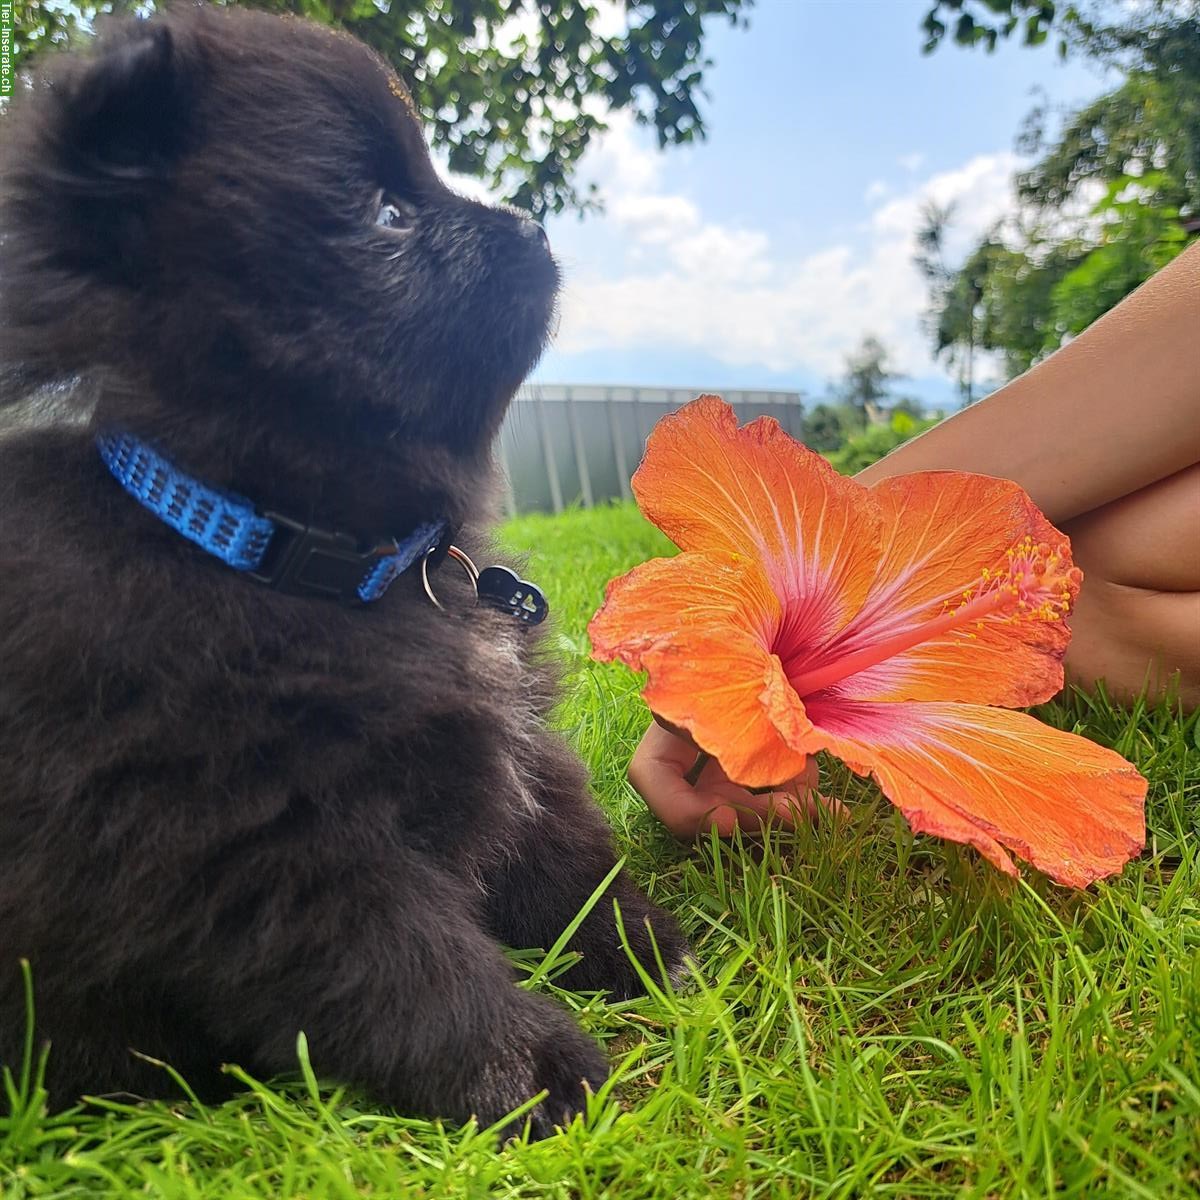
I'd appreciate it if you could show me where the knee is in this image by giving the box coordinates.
[1065,577,1200,709]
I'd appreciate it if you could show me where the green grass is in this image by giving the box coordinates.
[4,502,1198,1199]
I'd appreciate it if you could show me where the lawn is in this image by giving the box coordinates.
[3,502,1198,1199]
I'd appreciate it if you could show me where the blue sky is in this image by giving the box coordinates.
[522,0,1114,409]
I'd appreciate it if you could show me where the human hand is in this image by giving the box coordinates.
[628,718,827,840]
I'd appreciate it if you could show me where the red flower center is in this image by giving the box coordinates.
[784,537,1081,699]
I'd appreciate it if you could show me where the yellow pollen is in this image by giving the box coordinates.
[954,535,1080,626]
[786,533,1079,698]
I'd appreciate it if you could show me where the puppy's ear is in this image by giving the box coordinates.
[56,22,197,188]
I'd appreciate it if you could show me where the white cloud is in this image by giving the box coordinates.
[547,115,1024,381]
[610,194,702,240]
[870,151,1020,252]
[669,226,772,284]
[578,112,664,195]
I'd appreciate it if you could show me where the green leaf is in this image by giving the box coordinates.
[11,0,753,215]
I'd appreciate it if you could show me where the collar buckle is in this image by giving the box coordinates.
[249,512,398,603]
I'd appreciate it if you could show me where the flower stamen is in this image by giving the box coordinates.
[954,536,1081,625]
[787,536,1081,698]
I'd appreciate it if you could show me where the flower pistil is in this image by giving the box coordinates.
[786,536,1082,698]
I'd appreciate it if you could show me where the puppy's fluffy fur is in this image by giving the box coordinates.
[0,5,685,1134]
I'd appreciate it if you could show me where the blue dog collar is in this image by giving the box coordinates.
[97,432,447,604]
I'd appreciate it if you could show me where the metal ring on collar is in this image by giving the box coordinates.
[421,544,480,610]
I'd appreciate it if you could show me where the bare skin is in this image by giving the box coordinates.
[859,242,1200,711]
[628,719,825,840]
[633,244,1200,840]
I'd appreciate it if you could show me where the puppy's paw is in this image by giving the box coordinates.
[610,893,691,1000]
[563,886,690,1001]
[467,997,608,1141]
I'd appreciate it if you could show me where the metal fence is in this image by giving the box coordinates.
[497,384,805,516]
[0,380,806,518]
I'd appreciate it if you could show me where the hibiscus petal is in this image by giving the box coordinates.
[802,696,1147,887]
[631,396,882,651]
[589,550,814,787]
[797,471,1075,707]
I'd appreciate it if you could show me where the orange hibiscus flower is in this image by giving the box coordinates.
[589,396,1147,887]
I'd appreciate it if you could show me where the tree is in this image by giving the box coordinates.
[827,410,942,474]
[800,403,846,452]
[914,202,990,403]
[921,1,1072,56]
[1016,50,1200,216]
[916,203,1085,383]
[1042,177,1189,333]
[920,2,1200,61]
[10,0,753,216]
[970,239,1078,376]
[919,1,1200,378]
[839,335,897,426]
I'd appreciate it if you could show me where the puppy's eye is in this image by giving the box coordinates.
[376,195,419,231]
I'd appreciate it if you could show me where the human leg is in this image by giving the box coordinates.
[855,245,1200,707]
[1060,463,1200,709]
[857,242,1200,525]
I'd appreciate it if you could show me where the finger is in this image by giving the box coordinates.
[727,757,826,832]
[698,804,743,839]
[630,735,725,840]
[700,791,819,837]
[635,720,704,772]
[630,722,832,841]
[650,713,699,752]
[731,788,820,832]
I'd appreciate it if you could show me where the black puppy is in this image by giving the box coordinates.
[0,5,685,1135]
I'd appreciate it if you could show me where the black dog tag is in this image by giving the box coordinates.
[477,565,549,626]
